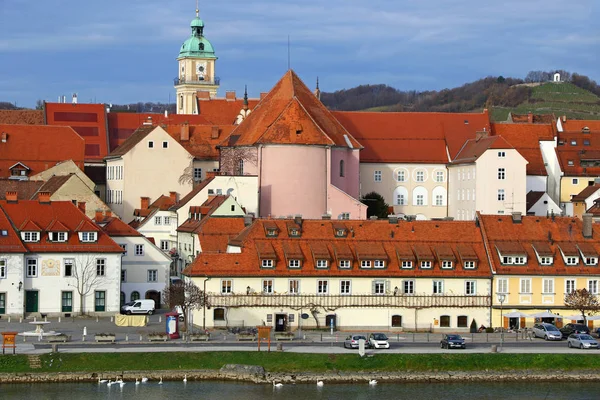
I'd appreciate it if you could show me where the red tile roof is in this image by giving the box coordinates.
[0,200,122,253]
[479,213,600,275]
[225,70,361,149]
[0,179,44,200]
[196,98,260,125]
[44,103,109,163]
[0,110,44,125]
[0,124,85,178]
[509,113,556,124]
[572,184,600,202]
[334,110,491,161]
[164,124,235,161]
[561,120,600,133]
[96,216,142,237]
[184,219,491,278]
[0,206,27,253]
[452,135,514,164]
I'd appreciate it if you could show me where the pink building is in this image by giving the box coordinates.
[220,70,367,219]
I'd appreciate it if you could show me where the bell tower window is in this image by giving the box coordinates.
[199,43,204,51]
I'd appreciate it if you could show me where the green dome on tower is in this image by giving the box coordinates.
[178,16,216,59]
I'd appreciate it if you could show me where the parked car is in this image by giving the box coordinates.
[368,333,390,349]
[173,305,184,321]
[567,333,599,349]
[560,323,590,339]
[120,299,155,315]
[532,323,562,341]
[440,334,466,349]
[344,335,368,349]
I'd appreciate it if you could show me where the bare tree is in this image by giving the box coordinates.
[162,280,208,330]
[67,254,106,315]
[219,147,257,176]
[564,288,600,324]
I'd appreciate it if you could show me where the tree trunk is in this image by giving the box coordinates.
[79,293,85,315]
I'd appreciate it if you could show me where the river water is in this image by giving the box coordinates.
[2,381,599,399]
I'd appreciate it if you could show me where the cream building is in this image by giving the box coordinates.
[449,136,527,220]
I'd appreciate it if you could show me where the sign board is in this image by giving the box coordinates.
[301,313,310,319]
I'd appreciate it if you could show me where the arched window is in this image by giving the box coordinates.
[432,186,447,207]
[393,186,408,206]
[412,186,428,206]
[339,160,345,177]
[131,291,140,301]
[199,42,205,51]
[214,308,225,321]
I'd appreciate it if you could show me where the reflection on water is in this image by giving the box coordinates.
[1,380,599,399]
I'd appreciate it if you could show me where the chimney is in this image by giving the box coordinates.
[72,93,78,104]
[260,92,268,100]
[38,191,51,204]
[388,215,399,224]
[511,212,522,224]
[6,191,17,203]
[211,126,220,139]
[562,115,567,122]
[105,210,112,218]
[294,215,302,226]
[244,213,253,227]
[142,116,153,126]
[197,91,211,101]
[141,197,150,209]
[583,213,593,238]
[527,112,533,124]
[169,191,178,204]
[225,91,236,101]
[1,132,6,143]
[322,213,331,220]
[476,130,488,141]
[77,201,86,213]
[95,209,103,222]
[180,123,190,141]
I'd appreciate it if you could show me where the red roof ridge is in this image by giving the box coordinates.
[75,219,100,232]
[45,219,69,232]
[19,219,42,231]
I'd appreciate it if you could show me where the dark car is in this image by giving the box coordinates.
[560,323,590,339]
[440,334,466,349]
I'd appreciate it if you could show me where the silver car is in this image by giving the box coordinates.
[567,333,599,349]
[532,323,562,341]
[368,333,390,349]
[343,335,367,349]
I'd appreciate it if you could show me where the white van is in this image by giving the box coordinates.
[121,299,155,315]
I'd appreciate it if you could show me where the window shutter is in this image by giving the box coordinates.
[371,281,376,294]
[519,317,525,329]
[503,316,508,329]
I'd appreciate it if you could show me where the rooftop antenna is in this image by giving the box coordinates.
[287,35,291,70]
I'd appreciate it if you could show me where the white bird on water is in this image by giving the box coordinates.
[119,381,126,388]
[135,378,140,385]
[158,377,163,385]
[183,374,187,383]
[98,378,107,384]
[369,379,377,385]
[141,376,148,383]
[273,381,283,388]
[316,379,324,387]
[106,380,113,387]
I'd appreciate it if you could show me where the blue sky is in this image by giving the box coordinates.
[0,0,598,108]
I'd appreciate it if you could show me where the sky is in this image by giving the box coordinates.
[0,0,598,108]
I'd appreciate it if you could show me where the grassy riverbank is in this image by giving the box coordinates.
[1,352,600,374]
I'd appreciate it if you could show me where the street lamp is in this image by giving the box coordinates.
[497,293,506,352]
[203,276,211,330]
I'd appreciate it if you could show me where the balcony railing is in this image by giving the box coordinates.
[174,77,220,86]
[206,293,491,309]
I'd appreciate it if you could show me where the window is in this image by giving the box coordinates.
[416,194,424,206]
[568,160,574,166]
[373,281,385,295]
[435,194,443,206]
[214,308,225,320]
[542,278,554,294]
[49,232,67,242]
[396,193,406,206]
[120,244,127,255]
[520,278,531,294]
[148,141,154,148]
[401,261,413,269]
[135,244,144,256]
[498,151,506,158]
[361,260,372,268]
[164,217,170,225]
[262,279,273,294]
[80,232,97,242]
[584,140,591,146]
[374,170,382,182]
[160,240,169,251]
[221,280,232,294]
[147,270,157,282]
[61,291,73,312]
[261,259,274,268]
[392,315,402,327]
[0,259,4,278]
[155,216,162,225]
[571,140,577,146]
[131,291,140,301]
[435,171,444,182]
[289,279,300,294]
[26,258,37,277]
[23,232,40,242]
[121,269,127,283]
[316,260,328,268]
[339,160,345,177]
[94,291,106,312]
[397,170,406,182]
[193,168,202,181]
[441,261,453,269]
[288,259,300,268]
[420,261,432,269]
[565,257,578,265]
[317,280,329,294]
[464,261,476,269]
[498,189,505,201]
[457,315,468,328]
[340,280,351,295]
[465,281,476,295]
[440,315,450,327]
[589,280,598,295]
[374,260,385,268]
[540,257,552,265]
[238,160,244,175]
[403,280,415,294]
[63,258,74,277]
[585,257,598,266]
[572,178,579,185]
[416,170,425,182]
[162,141,168,148]
[96,259,105,276]
[497,278,508,294]
[565,279,576,294]
[433,280,444,294]
[498,168,505,180]
[338,260,351,269]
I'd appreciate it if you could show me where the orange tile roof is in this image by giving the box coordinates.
[572,184,600,202]
[164,124,235,160]
[452,135,514,163]
[334,110,491,161]
[0,179,44,200]
[196,98,260,125]
[177,195,230,233]
[97,216,142,237]
[479,213,600,275]
[0,124,85,178]
[561,120,600,133]
[225,70,361,149]
[0,110,44,125]
[0,200,122,253]
[184,219,491,278]
[44,103,109,162]
[510,113,556,124]
[0,206,27,253]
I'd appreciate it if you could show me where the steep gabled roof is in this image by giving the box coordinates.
[98,217,143,237]
[0,206,27,253]
[572,184,600,202]
[0,110,44,125]
[37,175,73,195]
[106,125,156,158]
[196,97,260,125]
[171,177,214,211]
[224,70,361,149]
[452,135,514,164]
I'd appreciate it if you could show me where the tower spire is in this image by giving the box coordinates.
[243,85,249,110]
[196,0,199,17]
[314,77,321,100]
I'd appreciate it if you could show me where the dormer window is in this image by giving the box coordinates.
[360,260,372,268]
[421,261,432,269]
[288,259,301,268]
[586,258,598,266]
[374,260,385,268]
[288,228,300,237]
[577,243,598,266]
[565,257,578,266]
[261,259,274,268]
[496,243,527,265]
[502,256,526,265]
[338,260,351,269]
[464,261,476,269]
[79,232,97,243]
[333,223,348,238]
[441,261,453,269]
[316,260,328,268]
[401,261,413,269]
[48,232,67,242]
[540,257,553,265]
[22,232,40,242]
